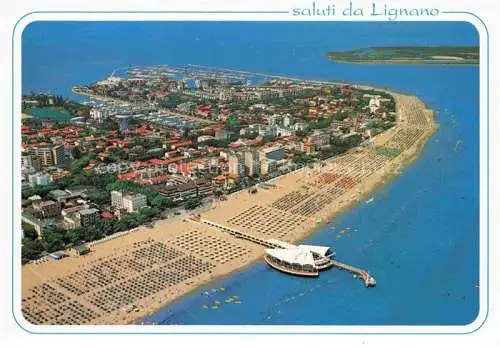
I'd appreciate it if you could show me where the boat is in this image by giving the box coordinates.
[365,197,374,204]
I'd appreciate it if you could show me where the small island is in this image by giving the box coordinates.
[327,46,479,65]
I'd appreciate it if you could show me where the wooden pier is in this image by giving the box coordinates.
[331,259,376,287]
[195,218,278,249]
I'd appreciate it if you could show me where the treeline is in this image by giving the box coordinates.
[21,206,162,264]
[159,92,185,109]
[23,171,175,210]
[69,153,98,174]
[21,173,177,263]
[199,138,231,148]
[23,94,66,108]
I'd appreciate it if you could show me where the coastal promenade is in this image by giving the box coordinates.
[21,92,437,325]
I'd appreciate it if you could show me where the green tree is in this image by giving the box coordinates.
[41,226,65,253]
[185,197,202,210]
[22,222,38,240]
[88,190,110,205]
[97,219,115,236]
[65,227,86,246]
[71,146,83,159]
[150,195,174,209]
[21,238,45,264]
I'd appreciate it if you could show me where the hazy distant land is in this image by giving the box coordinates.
[327,46,479,65]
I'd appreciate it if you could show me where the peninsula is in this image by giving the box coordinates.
[20,66,437,325]
[327,46,479,65]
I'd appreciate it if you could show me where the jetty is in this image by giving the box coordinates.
[193,216,376,287]
[331,260,376,287]
[196,217,278,249]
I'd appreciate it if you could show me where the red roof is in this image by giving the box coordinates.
[139,175,170,185]
[171,140,192,149]
[101,211,114,219]
[164,157,183,165]
[130,161,150,169]
[197,104,211,111]
[149,158,167,165]
[118,172,140,181]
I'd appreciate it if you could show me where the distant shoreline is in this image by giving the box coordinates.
[327,46,479,66]
[329,59,479,66]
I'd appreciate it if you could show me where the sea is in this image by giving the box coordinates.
[22,21,480,325]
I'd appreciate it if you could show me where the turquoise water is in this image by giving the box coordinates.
[22,21,480,325]
[25,107,71,121]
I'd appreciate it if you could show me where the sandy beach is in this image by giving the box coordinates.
[21,92,437,325]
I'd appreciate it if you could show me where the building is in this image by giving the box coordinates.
[21,213,54,235]
[154,181,197,201]
[266,114,282,126]
[276,125,295,137]
[259,145,285,162]
[63,213,81,229]
[196,179,212,197]
[176,101,197,114]
[90,107,105,122]
[116,115,131,131]
[49,187,88,204]
[244,150,261,177]
[154,179,211,201]
[27,172,52,187]
[285,140,306,153]
[228,152,245,177]
[293,122,307,131]
[214,129,229,140]
[260,158,277,176]
[264,243,334,277]
[283,115,293,128]
[123,193,147,212]
[49,189,71,203]
[111,190,148,212]
[368,95,381,113]
[77,208,100,227]
[51,144,66,167]
[110,190,124,208]
[73,245,90,256]
[33,200,60,219]
[258,125,277,137]
[21,155,41,172]
[307,131,330,149]
[27,195,42,204]
[28,144,65,167]
[29,146,53,167]
[304,139,314,154]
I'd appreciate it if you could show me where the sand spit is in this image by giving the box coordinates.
[21,92,437,325]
